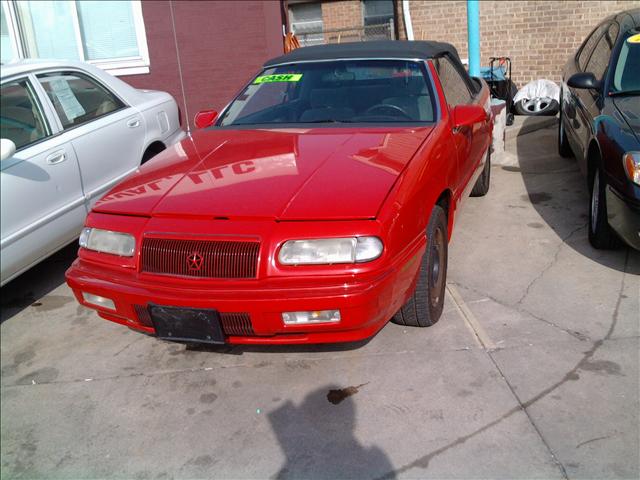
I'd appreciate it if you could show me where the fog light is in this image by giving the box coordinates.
[82,292,115,310]
[282,310,341,325]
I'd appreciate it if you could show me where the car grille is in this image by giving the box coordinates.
[219,313,254,336]
[133,304,153,327]
[134,306,254,336]
[141,238,260,279]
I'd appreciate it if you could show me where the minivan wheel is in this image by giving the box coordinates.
[588,168,620,249]
[392,205,448,327]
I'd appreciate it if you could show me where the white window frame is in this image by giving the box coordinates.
[1,0,150,76]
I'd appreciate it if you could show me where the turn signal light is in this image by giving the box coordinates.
[282,310,341,325]
[622,152,640,186]
[82,292,115,310]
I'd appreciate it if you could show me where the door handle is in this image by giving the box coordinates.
[127,118,141,128]
[46,151,66,165]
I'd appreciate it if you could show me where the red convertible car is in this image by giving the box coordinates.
[66,41,493,345]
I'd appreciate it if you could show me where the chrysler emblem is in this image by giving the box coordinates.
[187,252,204,270]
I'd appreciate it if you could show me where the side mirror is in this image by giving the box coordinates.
[194,110,218,129]
[0,138,16,161]
[452,104,487,130]
[567,72,602,90]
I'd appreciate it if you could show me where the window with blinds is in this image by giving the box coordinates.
[1,0,149,76]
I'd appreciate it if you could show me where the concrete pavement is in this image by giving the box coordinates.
[1,125,638,479]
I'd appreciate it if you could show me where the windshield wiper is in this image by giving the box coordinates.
[609,90,640,97]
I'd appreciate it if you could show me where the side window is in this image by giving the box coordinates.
[434,56,472,108]
[586,23,619,79]
[0,79,50,151]
[36,71,125,129]
[578,24,607,71]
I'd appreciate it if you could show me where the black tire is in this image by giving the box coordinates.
[470,148,491,197]
[392,205,448,327]
[557,101,573,158]
[514,98,559,116]
[588,167,620,249]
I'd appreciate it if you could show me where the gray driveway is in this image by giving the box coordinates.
[1,124,638,479]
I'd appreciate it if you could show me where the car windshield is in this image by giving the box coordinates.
[610,31,640,94]
[218,59,435,126]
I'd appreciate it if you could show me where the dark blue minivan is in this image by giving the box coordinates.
[559,9,639,250]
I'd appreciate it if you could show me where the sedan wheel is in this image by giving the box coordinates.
[392,205,448,327]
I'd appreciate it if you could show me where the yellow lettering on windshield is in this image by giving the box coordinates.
[253,74,303,84]
[628,33,640,44]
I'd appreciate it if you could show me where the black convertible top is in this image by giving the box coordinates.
[264,40,461,67]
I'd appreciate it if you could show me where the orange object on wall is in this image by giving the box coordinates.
[284,32,301,53]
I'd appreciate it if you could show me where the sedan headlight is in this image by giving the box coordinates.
[278,237,383,265]
[79,228,135,257]
[623,152,640,186]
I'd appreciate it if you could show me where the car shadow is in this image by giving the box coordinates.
[268,384,396,479]
[512,116,637,272]
[182,337,375,356]
[0,243,77,324]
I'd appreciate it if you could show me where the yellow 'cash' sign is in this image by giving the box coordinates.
[253,74,303,84]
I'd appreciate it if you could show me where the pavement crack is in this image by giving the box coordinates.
[576,434,612,449]
[485,350,569,479]
[379,250,630,480]
[516,222,586,307]
[450,280,592,342]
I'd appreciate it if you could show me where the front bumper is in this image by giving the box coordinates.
[66,243,423,344]
[607,186,640,251]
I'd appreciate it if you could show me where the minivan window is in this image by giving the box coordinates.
[578,24,608,71]
[586,23,619,79]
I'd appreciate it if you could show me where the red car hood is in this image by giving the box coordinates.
[94,126,433,220]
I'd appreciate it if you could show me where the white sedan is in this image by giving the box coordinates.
[0,60,185,286]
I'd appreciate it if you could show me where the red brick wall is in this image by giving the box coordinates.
[322,0,363,30]
[121,0,283,129]
[396,0,638,86]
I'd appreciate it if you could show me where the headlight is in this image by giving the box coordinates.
[278,237,383,265]
[623,152,640,186]
[79,228,135,257]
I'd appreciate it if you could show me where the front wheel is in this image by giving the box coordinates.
[557,97,572,158]
[470,148,491,197]
[392,205,448,327]
[588,167,620,249]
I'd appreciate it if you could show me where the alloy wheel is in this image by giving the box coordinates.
[522,96,553,113]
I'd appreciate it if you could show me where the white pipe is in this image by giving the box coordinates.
[402,0,414,41]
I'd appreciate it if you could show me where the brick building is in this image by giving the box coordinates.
[120,1,283,126]
[288,0,638,86]
[1,0,284,129]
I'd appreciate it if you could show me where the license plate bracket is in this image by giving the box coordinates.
[149,304,225,344]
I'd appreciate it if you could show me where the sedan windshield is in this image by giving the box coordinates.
[218,60,435,126]
[610,31,640,95]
